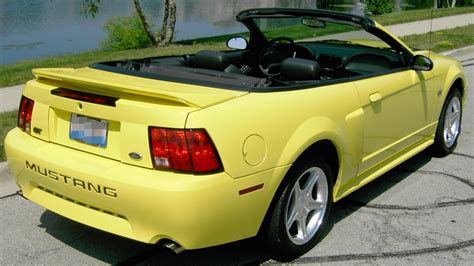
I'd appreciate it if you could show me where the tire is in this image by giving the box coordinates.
[433,89,462,157]
[264,155,333,262]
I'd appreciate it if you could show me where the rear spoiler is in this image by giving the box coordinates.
[33,67,245,108]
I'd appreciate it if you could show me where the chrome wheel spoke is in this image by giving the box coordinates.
[287,207,298,228]
[303,171,319,197]
[445,128,452,139]
[299,218,309,240]
[308,200,325,211]
[450,111,460,124]
[287,182,302,228]
[294,182,303,199]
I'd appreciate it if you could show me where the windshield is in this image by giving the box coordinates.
[253,17,390,50]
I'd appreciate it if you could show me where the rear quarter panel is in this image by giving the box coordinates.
[186,82,363,200]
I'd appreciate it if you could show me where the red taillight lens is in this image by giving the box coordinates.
[167,129,193,172]
[186,130,222,173]
[149,127,222,174]
[150,128,170,168]
[18,96,34,134]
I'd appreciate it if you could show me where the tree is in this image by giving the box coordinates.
[433,0,460,8]
[82,0,176,47]
[446,0,457,7]
[158,0,176,46]
[366,0,393,15]
[133,0,159,46]
[394,0,402,12]
[316,0,334,9]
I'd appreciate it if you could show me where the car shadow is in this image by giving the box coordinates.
[39,149,433,265]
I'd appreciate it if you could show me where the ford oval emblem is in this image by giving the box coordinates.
[129,152,142,160]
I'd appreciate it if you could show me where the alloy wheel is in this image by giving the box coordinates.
[284,167,328,245]
[443,96,461,148]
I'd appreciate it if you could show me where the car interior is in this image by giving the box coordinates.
[135,39,405,87]
[93,10,410,89]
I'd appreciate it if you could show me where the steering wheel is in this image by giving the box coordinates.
[258,37,296,77]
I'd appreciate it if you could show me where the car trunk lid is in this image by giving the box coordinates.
[25,67,247,169]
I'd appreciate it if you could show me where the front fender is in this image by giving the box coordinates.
[434,55,468,116]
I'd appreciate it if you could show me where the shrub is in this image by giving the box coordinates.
[101,15,152,50]
[366,0,393,15]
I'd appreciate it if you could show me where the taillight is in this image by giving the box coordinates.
[18,96,35,134]
[149,127,222,174]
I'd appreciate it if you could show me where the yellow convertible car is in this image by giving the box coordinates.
[5,8,468,261]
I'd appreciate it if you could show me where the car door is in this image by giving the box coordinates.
[354,68,436,174]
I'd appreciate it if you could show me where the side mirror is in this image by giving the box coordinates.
[226,37,248,50]
[412,55,433,71]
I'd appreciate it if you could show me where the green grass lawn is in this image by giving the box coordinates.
[0,111,17,162]
[401,24,474,52]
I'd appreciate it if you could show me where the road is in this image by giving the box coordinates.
[0,49,473,265]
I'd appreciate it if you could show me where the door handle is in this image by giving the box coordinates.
[369,92,382,103]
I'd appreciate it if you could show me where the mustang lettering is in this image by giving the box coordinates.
[25,161,117,198]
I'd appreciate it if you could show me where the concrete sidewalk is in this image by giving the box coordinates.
[386,12,473,36]
[0,85,22,113]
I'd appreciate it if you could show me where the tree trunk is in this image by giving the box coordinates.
[394,0,402,12]
[159,0,176,46]
[433,0,438,9]
[159,0,170,43]
[446,0,457,7]
[133,0,159,46]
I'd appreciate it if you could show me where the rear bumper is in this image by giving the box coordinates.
[5,128,289,249]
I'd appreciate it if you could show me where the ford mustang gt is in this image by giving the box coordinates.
[5,8,467,261]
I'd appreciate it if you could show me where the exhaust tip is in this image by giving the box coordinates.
[161,240,184,254]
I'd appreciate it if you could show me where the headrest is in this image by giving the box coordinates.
[193,50,230,71]
[281,58,321,80]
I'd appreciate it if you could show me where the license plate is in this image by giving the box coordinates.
[70,113,108,148]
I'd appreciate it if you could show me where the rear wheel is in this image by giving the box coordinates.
[433,89,462,156]
[264,156,333,261]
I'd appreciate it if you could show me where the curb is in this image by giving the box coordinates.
[441,45,474,59]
